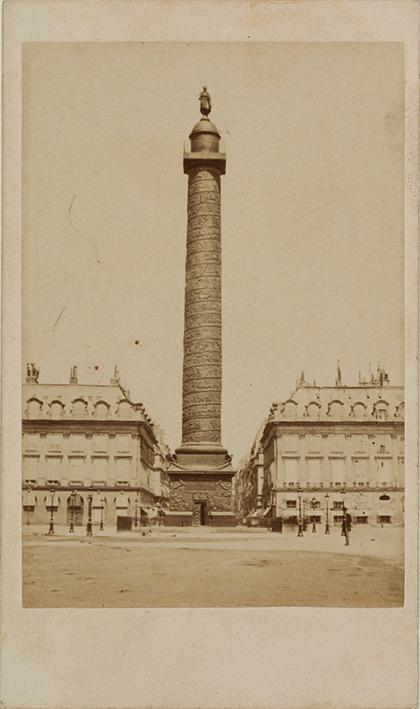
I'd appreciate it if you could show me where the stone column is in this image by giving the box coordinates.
[176,95,228,466]
[168,90,235,525]
[182,166,222,446]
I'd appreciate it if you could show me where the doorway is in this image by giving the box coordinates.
[193,500,208,526]
[200,501,208,526]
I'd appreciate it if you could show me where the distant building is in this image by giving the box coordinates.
[22,364,170,528]
[233,425,265,525]
[235,366,404,527]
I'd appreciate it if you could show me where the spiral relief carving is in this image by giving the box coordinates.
[181,166,223,445]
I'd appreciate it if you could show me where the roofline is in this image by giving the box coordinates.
[23,382,121,388]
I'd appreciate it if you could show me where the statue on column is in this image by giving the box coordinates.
[199,86,211,117]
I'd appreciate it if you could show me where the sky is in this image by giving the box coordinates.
[22,42,404,463]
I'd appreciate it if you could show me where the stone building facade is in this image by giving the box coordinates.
[22,364,170,528]
[235,368,404,527]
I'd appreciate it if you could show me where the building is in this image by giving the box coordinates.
[167,87,235,526]
[235,367,404,527]
[22,363,170,528]
[233,425,266,525]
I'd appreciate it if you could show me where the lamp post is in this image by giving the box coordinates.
[297,487,304,537]
[48,485,56,535]
[68,489,77,533]
[99,492,104,532]
[324,493,330,534]
[86,492,93,536]
[311,496,317,533]
[341,488,346,536]
[26,485,32,526]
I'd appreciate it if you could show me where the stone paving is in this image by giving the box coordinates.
[22,525,404,608]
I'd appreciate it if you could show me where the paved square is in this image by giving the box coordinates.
[22,526,404,607]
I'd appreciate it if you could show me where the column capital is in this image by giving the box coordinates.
[183,152,226,175]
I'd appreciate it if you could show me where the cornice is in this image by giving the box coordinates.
[22,418,158,443]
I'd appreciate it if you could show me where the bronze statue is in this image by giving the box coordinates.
[199,86,211,117]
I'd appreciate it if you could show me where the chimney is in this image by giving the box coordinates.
[110,364,120,386]
[26,363,40,383]
[69,365,78,384]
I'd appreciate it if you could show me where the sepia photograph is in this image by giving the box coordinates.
[21,41,405,608]
[2,2,418,708]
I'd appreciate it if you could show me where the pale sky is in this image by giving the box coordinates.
[22,42,404,463]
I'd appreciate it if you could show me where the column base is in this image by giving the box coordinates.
[167,443,235,526]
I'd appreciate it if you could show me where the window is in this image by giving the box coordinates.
[284,458,299,483]
[375,403,388,420]
[379,445,385,453]
[306,458,321,484]
[50,401,64,420]
[328,401,344,419]
[311,500,321,509]
[72,399,87,417]
[283,401,298,419]
[283,435,298,453]
[333,501,344,510]
[94,401,109,420]
[286,500,297,508]
[69,480,83,487]
[93,435,108,452]
[116,480,129,486]
[47,480,60,486]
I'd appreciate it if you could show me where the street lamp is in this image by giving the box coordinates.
[297,487,304,537]
[68,489,77,533]
[26,485,33,526]
[311,496,317,533]
[86,492,93,536]
[48,484,56,535]
[99,491,104,532]
[341,487,346,536]
[324,493,330,534]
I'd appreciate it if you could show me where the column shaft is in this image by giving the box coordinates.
[182,167,222,445]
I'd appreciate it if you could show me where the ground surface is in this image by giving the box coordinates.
[22,525,404,608]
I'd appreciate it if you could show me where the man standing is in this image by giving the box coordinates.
[342,507,352,546]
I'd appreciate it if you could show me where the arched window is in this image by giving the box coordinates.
[94,401,110,420]
[327,400,344,419]
[71,399,87,418]
[352,402,367,419]
[396,402,404,419]
[374,401,389,421]
[282,400,298,419]
[116,400,132,420]
[50,400,65,420]
[26,398,43,419]
[306,402,321,418]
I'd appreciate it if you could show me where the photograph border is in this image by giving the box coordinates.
[2,2,418,708]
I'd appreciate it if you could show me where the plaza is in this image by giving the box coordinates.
[22,525,404,608]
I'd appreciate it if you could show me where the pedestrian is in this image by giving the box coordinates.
[342,507,352,546]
